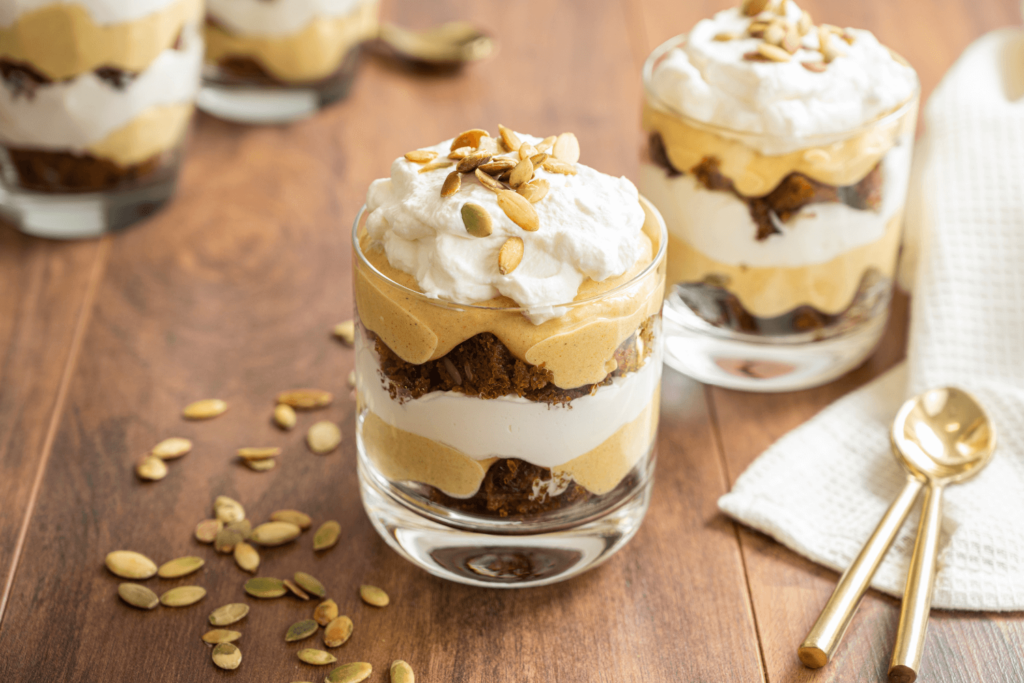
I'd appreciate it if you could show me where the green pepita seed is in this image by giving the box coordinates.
[273,403,297,430]
[461,203,492,237]
[313,521,340,551]
[214,527,243,554]
[159,585,206,607]
[244,577,286,599]
[105,551,157,579]
[298,649,337,666]
[326,662,372,683]
[194,519,223,544]
[151,437,192,460]
[202,629,241,644]
[208,603,249,626]
[285,619,319,642]
[250,521,301,546]
[359,584,389,607]
[212,642,241,670]
[390,660,415,683]
[313,599,339,626]
[270,509,312,529]
[233,542,259,573]
[135,456,167,481]
[157,556,204,579]
[323,616,353,648]
[117,583,158,610]
[182,399,228,420]
[277,388,333,410]
[294,572,326,598]
[306,421,341,454]
[214,496,245,524]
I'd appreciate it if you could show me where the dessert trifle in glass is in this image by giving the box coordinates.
[199,0,379,123]
[0,0,203,238]
[354,127,667,587]
[641,0,919,391]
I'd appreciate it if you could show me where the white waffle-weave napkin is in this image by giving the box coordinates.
[718,28,1024,611]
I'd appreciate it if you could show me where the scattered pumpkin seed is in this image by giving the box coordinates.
[536,135,557,152]
[359,585,390,607]
[244,457,276,471]
[298,649,337,666]
[461,203,493,237]
[333,320,356,345]
[447,146,473,160]
[233,542,259,573]
[214,495,245,524]
[714,31,739,41]
[160,585,206,607]
[541,158,577,175]
[135,456,167,481]
[440,171,461,198]
[742,0,770,15]
[251,521,302,546]
[237,446,281,460]
[757,42,792,62]
[158,556,205,579]
[151,437,192,460]
[182,399,228,420]
[391,660,415,683]
[798,9,813,34]
[286,619,319,642]
[496,191,539,232]
[552,133,580,164]
[294,572,326,598]
[314,521,341,551]
[450,128,489,151]
[529,152,549,168]
[226,519,252,538]
[194,518,223,544]
[763,22,785,46]
[403,150,437,163]
[418,158,454,174]
[212,642,241,670]
[478,157,516,174]
[202,629,241,644]
[517,178,549,204]
[498,237,525,275]
[455,150,492,174]
[285,579,311,600]
[474,168,506,193]
[273,403,297,430]
[327,662,372,683]
[277,389,333,410]
[323,615,354,648]
[105,551,157,579]
[215,527,244,554]
[270,509,312,529]
[118,583,158,610]
[314,599,339,626]
[508,158,533,189]
[517,143,538,160]
[209,603,249,626]
[307,421,342,455]
[497,124,521,152]
[244,577,287,599]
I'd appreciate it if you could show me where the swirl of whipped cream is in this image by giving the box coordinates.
[207,0,372,37]
[0,0,180,27]
[649,2,918,154]
[364,133,647,324]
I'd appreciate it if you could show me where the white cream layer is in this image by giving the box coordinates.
[207,0,371,38]
[0,23,201,150]
[639,134,912,268]
[649,3,918,154]
[0,0,179,27]
[357,334,661,469]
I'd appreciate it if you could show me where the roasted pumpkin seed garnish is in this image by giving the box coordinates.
[237,446,282,460]
[243,457,276,472]
[359,584,390,607]
[327,662,372,683]
[209,602,249,626]
[782,25,801,53]
[270,509,312,529]
[508,158,533,189]
[418,158,454,174]
[451,128,489,151]
[233,542,260,573]
[158,556,205,579]
[226,519,252,538]
[202,629,242,644]
[518,143,538,160]
[151,437,192,460]
[528,152,549,168]
[194,518,223,544]
[286,619,319,642]
[757,40,791,62]
[447,146,472,160]
[714,31,739,41]
[323,615,354,648]
[105,551,157,579]
[541,158,577,175]
[214,495,245,524]
[404,150,437,163]
[212,642,241,670]
[273,403,297,431]
[244,577,287,598]
[763,22,785,46]
[313,520,341,551]
[497,124,521,152]
[182,399,228,420]
[517,178,549,204]
[215,527,244,554]
[314,599,339,626]
[294,571,327,598]
[498,237,525,275]
[497,191,539,232]
[461,203,493,237]
[478,157,516,174]
[742,0,770,15]
[333,320,356,345]
[299,649,338,666]
[552,133,580,164]
[135,456,167,481]
[160,585,206,607]
[285,578,311,600]
[251,521,302,546]
[307,421,342,454]
[474,168,506,193]
[456,151,492,174]
[118,583,159,610]
[390,660,415,683]
[440,171,461,198]
[277,388,333,410]
[536,135,557,152]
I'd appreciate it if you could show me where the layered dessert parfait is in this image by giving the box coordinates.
[640,0,918,389]
[353,127,666,585]
[0,0,202,237]
[201,0,378,122]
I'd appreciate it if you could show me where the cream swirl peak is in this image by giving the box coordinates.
[648,1,917,153]
[364,130,647,324]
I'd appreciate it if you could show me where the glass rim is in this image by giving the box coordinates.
[641,33,921,144]
[351,197,668,314]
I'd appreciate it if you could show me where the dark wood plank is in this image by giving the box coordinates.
[0,1,764,681]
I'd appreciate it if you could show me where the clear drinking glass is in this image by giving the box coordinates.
[0,3,203,239]
[198,0,379,124]
[353,198,667,587]
[640,35,920,391]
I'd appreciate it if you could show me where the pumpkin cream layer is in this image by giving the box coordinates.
[84,104,193,166]
[204,1,377,83]
[0,0,202,81]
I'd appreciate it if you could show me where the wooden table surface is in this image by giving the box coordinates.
[2,1,1022,681]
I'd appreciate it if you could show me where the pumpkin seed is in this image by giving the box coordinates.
[294,572,326,598]
[742,0,770,15]
[536,135,557,152]
[251,521,302,546]
[151,437,192,460]
[359,584,390,607]
[508,158,534,189]
[215,527,244,554]
[798,9,813,35]
[314,599,339,626]
[202,629,242,644]
[474,168,506,193]
[496,191,539,232]
[118,583,158,610]
[157,556,204,579]
[226,519,252,538]
[160,585,206,607]
[417,158,454,174]
[273,403,297,430]
[323,615,354,648]
[105,551,157,579]
[518,143,538,160]
[333,320,355,345]
[236,446,281,460]
[244,457,276,471]
[244,577,287,598]
[285,579,310,600]
[498,237,525,275]
[212,642,241,670]
[478,157,516,175]
[270,509,312,529]
[209,603,249,626]
[391,660,415,683]
[233,542,259,573]
[327,662,372,683]
[313,521,341,551]
[277,389,333,410]
[541,158,577,175]
[214,495,245,524]
[403,150,436,163]
[529,152,549,168]
[182,399,228,420]
[497,124,521,152]
[306,421,342,455]
[440,171,461,198]
[450,128,489,151]
[517,178,549,204]
[286,619,319,642]
[135,456,167,481]
[448,146,473,160]
[757,42,792,62]
[298,649,337,666]
[194,518,223,543]
[461,203,493,237]
[713,31,739,41]
[552,133,580,164]
[455,151,492,174]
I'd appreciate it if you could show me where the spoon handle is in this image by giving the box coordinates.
[888,482,945,683]
[798,475,924,668]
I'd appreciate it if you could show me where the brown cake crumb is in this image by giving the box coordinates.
[429,459,592,518]
[4,146,172,193]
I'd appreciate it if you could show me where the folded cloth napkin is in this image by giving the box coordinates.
[718,28,1024,611]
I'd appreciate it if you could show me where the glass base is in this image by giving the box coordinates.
[358,455,654,588]
[662,289,889,392]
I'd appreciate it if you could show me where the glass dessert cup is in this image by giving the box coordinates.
[353,199,667,588]
[641,35,919,392]
[198,0,379,124]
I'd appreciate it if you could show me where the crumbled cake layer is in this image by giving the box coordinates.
[3,146,173,193]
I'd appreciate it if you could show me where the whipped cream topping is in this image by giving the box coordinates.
[648,3,918,154]
[365,133,647,324]
[0,0,180,27]
[207,0,373,38]
[0,22,201,150]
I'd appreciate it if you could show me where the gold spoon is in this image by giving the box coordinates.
[798,387,995,671]
[375,21,495,66]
